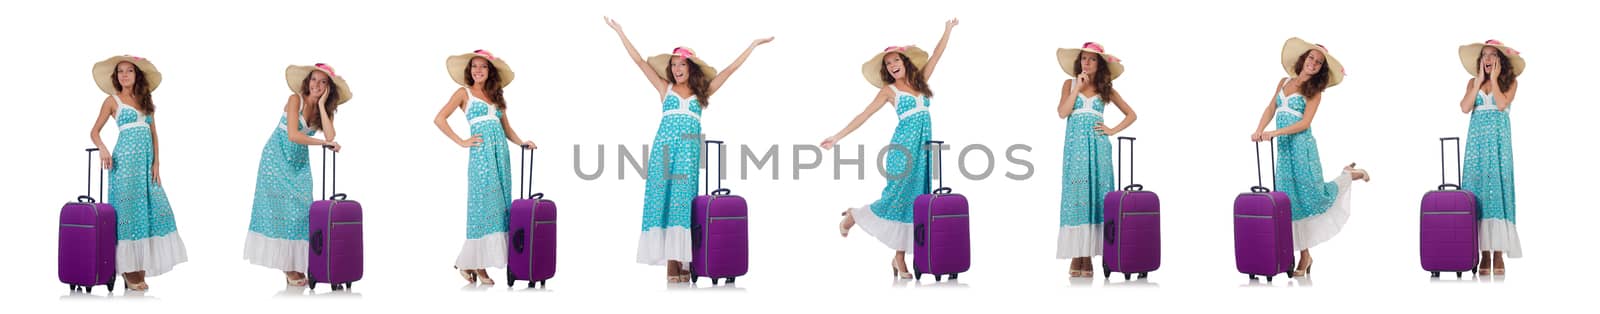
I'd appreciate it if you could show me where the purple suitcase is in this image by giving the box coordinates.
[691,140,748,285]
[309,145,362,291]
[60,148,117,293]
[1421,137,1478,278]
[1234,141,1294,282]
[508,145,557,288]
[1103,137,1160,280]
[913,140,970,282]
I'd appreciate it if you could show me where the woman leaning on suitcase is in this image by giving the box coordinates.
[1054,42,1138,278]
[88,55,190,291]
[1249,38,1371,278]
[826,18,958,280]
[242,63,348,287]
[432,50,538,286]
[1456,39,1523,276]
[605,17,773,283]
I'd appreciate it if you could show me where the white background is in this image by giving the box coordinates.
[2,0,1593,312]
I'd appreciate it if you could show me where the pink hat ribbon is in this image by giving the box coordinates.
[1485,39,1520,55]
[314,63,337,77]
[1081,42,1121,63]
[474,49,497,60]
[673,47,695,59]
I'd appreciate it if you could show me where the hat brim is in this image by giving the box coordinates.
[286,65,354,106]
[1458,43,1525,77]
[1056,48,1124,81]
[648,53,718,84]
[447,53,516,88]
[1281,37,1344,88]
[861,47,930,89]
[92,56,161,96]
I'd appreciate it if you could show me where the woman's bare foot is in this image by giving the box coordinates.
[457,267,477,284]
[1069,258,1083,277]
[1081,258,1095,278]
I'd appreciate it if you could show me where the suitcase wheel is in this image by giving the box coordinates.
[1266,275,1274,283]
[108,276,116,292]
[86,285,92,293]
[914,273,922,280]
[1430,271,1440,278]
[1137,272,1148,280]
[1248,274,1258,281]
[1124,273,1132,281]
[711,278,720,285]
[947,273,957,281]
[727,277,736,284]
[538,280,546,288]
[1104,269,1112,279]
[1455,272,1463,278]
[691,275,700,284]
[309,275,317,290]
[934,274,944,282]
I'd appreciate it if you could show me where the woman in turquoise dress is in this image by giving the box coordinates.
[605,17,774,283]
[88,55,188,291]
[243,63,349,287]
[1456,39,1523,276]
[1054,42,1138,278]
[828,18,958,280]
[1250,38,1371,278]
[433,50,538,286]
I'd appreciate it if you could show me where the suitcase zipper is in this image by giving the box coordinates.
[1234,214,1273,219]
[1423,211,1473,215]
[61,223,95,228]
[90,204,100,285]
[1123,212,1158,216]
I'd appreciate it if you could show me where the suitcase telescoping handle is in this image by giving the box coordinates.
[703,140,728,194]
[82,147,105,203]
[519,144,545,199]
[1252,139,1277,192]
[320,145,340,200]
[925,140,947,193]
[1116,136,1142,191]
[1438,137,1462,191]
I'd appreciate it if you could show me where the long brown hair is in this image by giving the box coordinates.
[464,57,508,110]
[879,52,934,98]
[1073,54,1115,97]
[1479,48,1518,93]
[111,62,156,114]
[679,57,712,107]
[299,73,340,131]
[1292,50,1331,99]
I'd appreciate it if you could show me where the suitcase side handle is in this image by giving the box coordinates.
[914,224,926,247]
[512,229,526,253]
[1105,220,1116,245]
[311,230,324,256]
